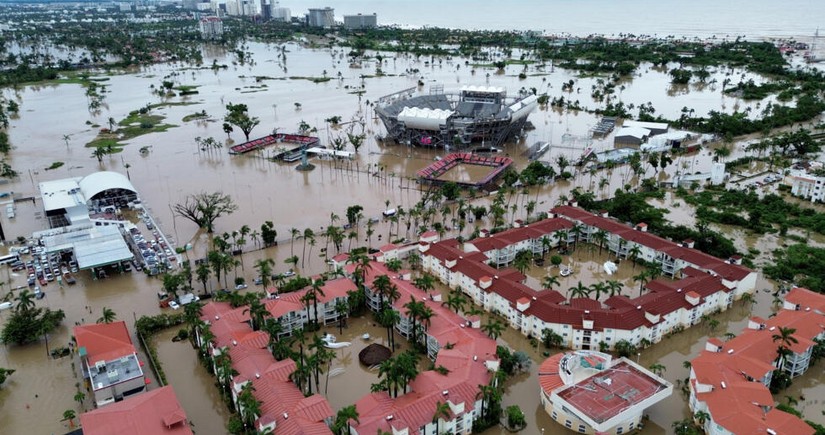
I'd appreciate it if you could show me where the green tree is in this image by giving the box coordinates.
[2,307,66,345]
[196,261,211,295]
[96,307,117,324]
[174,192,237,233]
[482,318,505,340]
[772,326,799,367]
[62,409,77,429]
[225,103,260,141]
[541,328,563,349]
[542,275,560,289]
[568,281,590,299]
[442,290,467,314]
[614,339,637,358]
[254,258,274,291]
[332,404,360,435]
[432,400,451,435]
[0,367,16,388]
[648,363,666,377]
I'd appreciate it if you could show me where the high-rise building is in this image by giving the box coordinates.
[307,7,334,28]
[343,13,377,29]
[270,1,290,22]
[198,16,224,39]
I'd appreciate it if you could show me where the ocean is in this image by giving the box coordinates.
[284,0,824,40]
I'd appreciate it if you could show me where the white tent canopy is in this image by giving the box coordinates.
[78,171,136,200]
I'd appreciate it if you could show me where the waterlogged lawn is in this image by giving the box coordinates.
[85,111,178,148]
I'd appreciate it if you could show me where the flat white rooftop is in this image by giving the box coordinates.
[40,225,133,269]
[39,177,84,212]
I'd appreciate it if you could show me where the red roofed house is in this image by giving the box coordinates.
[74,321,146,407]
[346,260,499,435]
[80,385,192,435]
[418,209,753,354]
[688,287,825,435]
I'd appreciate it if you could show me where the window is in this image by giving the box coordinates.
[565,420,572,428]
[617,427,624,434]
[578,424,586,433]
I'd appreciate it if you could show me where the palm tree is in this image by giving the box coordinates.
[196,262,211,295]
[482,318,505,340]
[335,300,349,334]
[301,228,315,268]
[183,302,203,338]
[568,281,590,299]
[380,308,400,350]
[91,147,107,164]
[332,405,360,435]
[432,400,451,435]
[442,291,467,314]
[243,298,270,331]
[62,409,77,428]
[593,229,608,255]
[73,391,85,410]
[606,280,623,297]
[285,255,299,273]
[772,326,799,367]
[570,223,584,249]
[542,275,560,289]
[96,307,117,324]
[308,279,326,325]
[512,250,532,274]
[628,244,642,268]
[14,289,35,312]
[648,363,666,377]
[254,258,274,291]
[413,273,436,294]
[238,382,261,430]
[403,296,425,345]
[590,282,608,301]
[633,271,650,296]
[693,410,710,428]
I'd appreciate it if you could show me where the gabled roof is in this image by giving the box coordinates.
[80,386,192,435]
[74,321,136,363]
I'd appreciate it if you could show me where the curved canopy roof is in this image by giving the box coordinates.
[78,171,136,200]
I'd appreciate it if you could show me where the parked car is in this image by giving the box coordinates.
[235,283,248,290]
[168,301,180,310]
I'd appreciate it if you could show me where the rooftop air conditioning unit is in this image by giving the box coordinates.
[386,415,394,421]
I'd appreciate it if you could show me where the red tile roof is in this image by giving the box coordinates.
[80,386,193,435]
[74,321,136,363]
[690,290,825,435]
[785,287,825,312]
[553,206,753,282]
[351,261,497,435]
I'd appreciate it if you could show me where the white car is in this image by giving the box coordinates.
[235,283,248,290]
[168,301,180,310]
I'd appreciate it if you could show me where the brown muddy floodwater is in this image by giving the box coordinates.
[0,40,823,434]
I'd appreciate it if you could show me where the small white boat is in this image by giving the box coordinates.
[603,261,618,275]
[325,341,352,349]
[322,333,352,349]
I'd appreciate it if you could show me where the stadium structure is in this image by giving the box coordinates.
[376,85,537,148]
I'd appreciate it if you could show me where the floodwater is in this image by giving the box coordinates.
[154,329,232,434]
[1,38,824,434]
